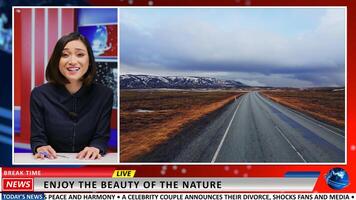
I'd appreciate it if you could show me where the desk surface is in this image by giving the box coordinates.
[14,153,118,165]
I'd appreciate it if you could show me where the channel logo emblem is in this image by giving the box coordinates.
[2,178,33,191]
[325,168,350,190]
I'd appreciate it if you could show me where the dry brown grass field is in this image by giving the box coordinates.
[120,90,244,162]
[261,89,345,128]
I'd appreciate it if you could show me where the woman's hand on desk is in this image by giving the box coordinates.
[76,147,101,160]
[35,145,57,159]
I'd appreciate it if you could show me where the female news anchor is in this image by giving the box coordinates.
[30,32,113,160]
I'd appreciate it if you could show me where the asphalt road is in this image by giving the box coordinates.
[139,91,345,163]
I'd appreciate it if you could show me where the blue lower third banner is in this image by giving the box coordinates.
[2,193,45,200]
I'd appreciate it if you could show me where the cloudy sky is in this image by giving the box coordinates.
[120,8,345,87]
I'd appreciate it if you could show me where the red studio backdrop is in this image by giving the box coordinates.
[13,8,117,147]
[14,8,75,144]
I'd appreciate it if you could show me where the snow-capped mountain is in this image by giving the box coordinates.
[120,74,248,89]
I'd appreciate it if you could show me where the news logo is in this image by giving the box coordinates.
[325,168,350,190]
[2,178,33,192]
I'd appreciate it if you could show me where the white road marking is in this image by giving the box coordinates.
[211,95,245,163]
[296,113,345,138]
[256,92,344,138]
[275,126,307,163]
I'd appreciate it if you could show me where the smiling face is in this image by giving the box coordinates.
[59,40,89,84]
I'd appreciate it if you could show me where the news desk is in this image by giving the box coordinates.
[14,153,118,164]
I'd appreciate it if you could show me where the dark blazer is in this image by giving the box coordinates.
[30,83,113,155]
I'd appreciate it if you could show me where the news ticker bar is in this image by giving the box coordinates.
[1,193,356,200]
[2,177,318,192]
